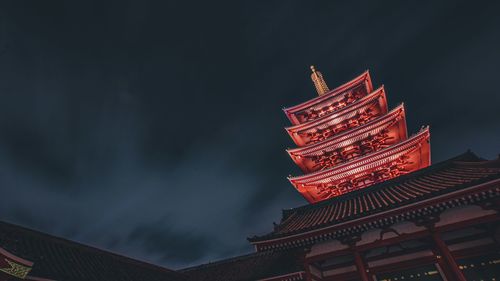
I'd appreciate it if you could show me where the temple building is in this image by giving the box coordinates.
[184,67,499,281]
[0,67,499,281]
[284,66,430,203]
[185,150,500,281]
[0,221,186,281]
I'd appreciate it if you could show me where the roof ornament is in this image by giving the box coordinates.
[310,65,330,96]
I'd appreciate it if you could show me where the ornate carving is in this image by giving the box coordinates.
[314,155,412,200]
[339,233,362,247]
[0,247,56,281]
[296,85,366,123]
[300,108,377,145]
[285,68,431,203]
[411,213,441,229]
[308,128,394,171]
[0,258,32,279]
[378,227,401,240]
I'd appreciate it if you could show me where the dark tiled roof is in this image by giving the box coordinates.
[0,221,185,281]
[181,249,305,281]
[250,151,500,242]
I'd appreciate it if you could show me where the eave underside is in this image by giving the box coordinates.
[290,128,430,184]
[288,105,407,174]
[250,152,500,247]
[284,71,372,125]
[286,88,388,147]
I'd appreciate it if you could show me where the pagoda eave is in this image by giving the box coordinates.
[286,87,388,147]
[284,71,373,125]
[287,104,406,156]
[290,128,431,203]
[288,105,408,173]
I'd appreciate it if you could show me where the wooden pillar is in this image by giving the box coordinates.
[302,251,313,281]
[304,262,313,281]
[353,249,371,281]
[431,232,467,281]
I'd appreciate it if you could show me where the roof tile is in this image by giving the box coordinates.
[250,152,500,243]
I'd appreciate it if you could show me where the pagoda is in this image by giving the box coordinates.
[284,66,431,203]
[0,65,499,281]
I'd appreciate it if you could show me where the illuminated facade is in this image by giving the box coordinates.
[285,67,430,203]
[243,150,500,281]
[185,68,500,281]
[0,67,498,281]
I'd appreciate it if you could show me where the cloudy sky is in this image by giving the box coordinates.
[0,0,499,269]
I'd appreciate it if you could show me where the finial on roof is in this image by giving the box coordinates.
[310,65,329,96]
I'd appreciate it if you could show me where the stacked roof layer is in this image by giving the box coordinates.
[284,68,431,203]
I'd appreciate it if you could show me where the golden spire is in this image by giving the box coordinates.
[310,65,330,96]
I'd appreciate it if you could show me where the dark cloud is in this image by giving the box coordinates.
[0,0,499,270]
[127,218,212,264]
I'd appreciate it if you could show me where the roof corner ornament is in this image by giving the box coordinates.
[310,65,330,96]
[0,247,34,279]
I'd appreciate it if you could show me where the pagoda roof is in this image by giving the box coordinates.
[286,86,388,146]
[0,221,185,281]
[181,249,305,281]
[287,104,406,158]
[284,71,373,125]
[289,127,430,187]
[249,151,500,247]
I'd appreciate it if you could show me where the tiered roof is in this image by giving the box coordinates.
[287,105,407,173]
[290,127,430,202]
[249,152,500,251]
[284,67,430,203]
[286,86,388,147]
[283,71,372,125]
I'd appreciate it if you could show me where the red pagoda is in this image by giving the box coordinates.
[0,66,499,281]
[284,66,431,203]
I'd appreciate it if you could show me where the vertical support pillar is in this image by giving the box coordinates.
[353,249,371,281]
[431,232,466,281]
[433,249,453,281]
[303,260,314,281]
[302,247,316,281]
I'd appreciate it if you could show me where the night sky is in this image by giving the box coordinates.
[0,0,499,269]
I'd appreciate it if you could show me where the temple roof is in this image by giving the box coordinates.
[287,104,406,158]
[286,86,386,133]
[286,87,388,146]
[249,151,500,244]
[0,221,185,281]
[289,127,430,186]
[284,71,372,125]
[181,249,305,281]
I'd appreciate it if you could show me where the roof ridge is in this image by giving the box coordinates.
[288,127,429,183]
[285,86,385,132]
[283,70,371,113]
[447,149,484,162]
[287,104,405,155]
[283,150,486,215]
[249,151,500,243]
[180,250,286,272]
[0,220,181,276]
